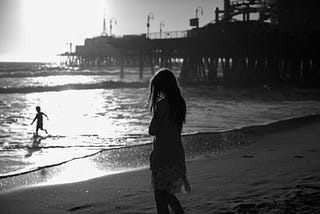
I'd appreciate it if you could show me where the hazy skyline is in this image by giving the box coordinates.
[0,0,222,62]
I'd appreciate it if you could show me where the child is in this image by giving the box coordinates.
[148,68,190,214]
[31,106,48,136]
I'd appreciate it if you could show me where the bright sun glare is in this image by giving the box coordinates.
[19,0,107,62]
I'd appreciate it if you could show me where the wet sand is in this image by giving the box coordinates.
[1,117,320,214]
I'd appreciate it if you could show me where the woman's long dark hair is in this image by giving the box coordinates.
[148,68,186,130]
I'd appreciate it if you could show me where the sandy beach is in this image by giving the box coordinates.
[1,116,320,214]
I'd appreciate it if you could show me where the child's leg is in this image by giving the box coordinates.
[40,127,48,134]
[35,128,39,136]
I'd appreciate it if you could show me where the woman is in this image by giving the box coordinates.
[148,68,190,214]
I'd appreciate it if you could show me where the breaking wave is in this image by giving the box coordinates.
[0,81,149,93]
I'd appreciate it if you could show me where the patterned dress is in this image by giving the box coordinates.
[149,99,190,194]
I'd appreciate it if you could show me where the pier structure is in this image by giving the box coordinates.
[63,0,320,85]
[60,36,120,67]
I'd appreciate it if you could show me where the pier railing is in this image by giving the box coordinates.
[86,30,188,42]
[147,30,188,39]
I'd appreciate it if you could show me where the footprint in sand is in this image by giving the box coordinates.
[113,206,121,210]
[293,155,304,158]
[67,204,94,212]
[121,193,138,198]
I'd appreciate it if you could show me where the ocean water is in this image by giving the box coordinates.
[1,62,320,191]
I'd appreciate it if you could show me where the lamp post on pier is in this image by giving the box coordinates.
[146,12,154,38]
[196,6,203,28]
[66,42,72,53]
[160,20,165,39]
[65,42,73,66]
[110,17,117,37]
[102,9,108,36]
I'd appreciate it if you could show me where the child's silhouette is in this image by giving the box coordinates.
[31,106,48,136]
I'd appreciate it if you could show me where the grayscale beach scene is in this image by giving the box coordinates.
[1,0,320,213]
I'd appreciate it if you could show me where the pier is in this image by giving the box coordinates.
[61,0,320,85]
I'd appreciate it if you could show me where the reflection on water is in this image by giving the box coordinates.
[1,63,320,191]
[25,88,150,138]
[0,88,152,177]
[25,136,47,158]
[0,129,253,191]
[1,84,320,187]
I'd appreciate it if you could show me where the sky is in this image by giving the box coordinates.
[0,0,222,62]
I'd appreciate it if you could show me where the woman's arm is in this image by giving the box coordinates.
[149,113,158,136]
[148,100,167,136]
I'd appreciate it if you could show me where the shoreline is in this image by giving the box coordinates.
[1,114,320,192]
[1,115,320,213]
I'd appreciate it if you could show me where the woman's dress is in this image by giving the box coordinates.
[149,99,190,194]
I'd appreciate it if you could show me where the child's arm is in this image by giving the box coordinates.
[31,115,37,125]
[43,113,49,120]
